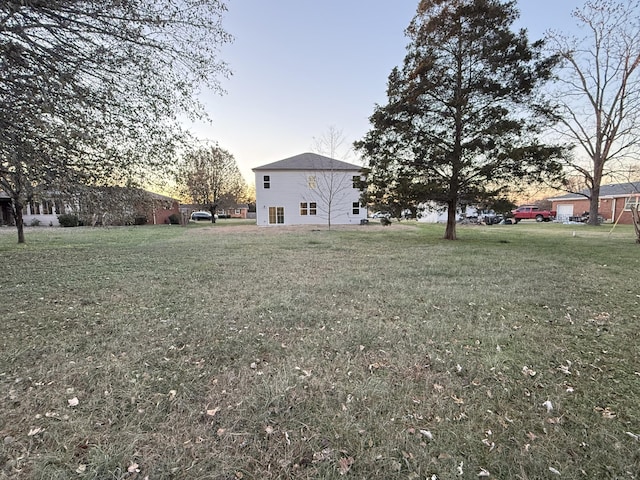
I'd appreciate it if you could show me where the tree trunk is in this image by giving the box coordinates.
[444,201,457,240]
[588,191,600,225]
[588,174,601,225]
[12,199,25,244]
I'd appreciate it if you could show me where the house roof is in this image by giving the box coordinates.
[549,181,640,201]
[252,152,362,172]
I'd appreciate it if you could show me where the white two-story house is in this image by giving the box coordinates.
[253,152,366,227]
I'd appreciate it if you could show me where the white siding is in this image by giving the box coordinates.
[255,169,366,226]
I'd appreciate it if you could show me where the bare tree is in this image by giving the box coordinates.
[312,126,355,162]
[177,143,247,221]
[546,0,640,225]
[310,128,362,229]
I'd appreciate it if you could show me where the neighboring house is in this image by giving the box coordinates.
[417,202,484,223]
[218,204,249,219]
[549,182,640,224]
[1,188,180,226]
[180,203,248,219]
[0,191,12,226]
[253,152,366,226]
[145,192,181,225]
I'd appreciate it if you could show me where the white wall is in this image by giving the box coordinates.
[255,169,366,226]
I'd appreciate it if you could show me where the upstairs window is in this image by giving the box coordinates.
[300,202,308,215]
[263,175,270,189]
[309,202,317,215]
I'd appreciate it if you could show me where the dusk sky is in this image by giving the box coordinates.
[188,1,586,183]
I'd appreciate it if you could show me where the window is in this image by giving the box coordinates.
[55,200,66,215]
[268,206,284,224]
[308,176,317,189]
[352,202,360,215]
[624,196,640,210]
[42,200,53,214]
[29,201,41,215]
[263,175,270,189]
[300,202,316,215]
[353,175,362,188]
[235,209,241,214]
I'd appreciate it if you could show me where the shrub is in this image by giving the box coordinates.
[168,213,181,225]
[57,214,79,227]
[29,218,41,227]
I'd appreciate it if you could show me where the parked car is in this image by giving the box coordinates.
[371,211,391,219]
[190,211,212,221]
[511,205,556,223]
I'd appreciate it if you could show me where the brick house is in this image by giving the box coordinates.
[548,182,640,224]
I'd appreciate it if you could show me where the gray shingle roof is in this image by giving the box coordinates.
[253,152,362,171]
[549,181,640,200]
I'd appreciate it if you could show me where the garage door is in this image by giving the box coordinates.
[556,204,573,222]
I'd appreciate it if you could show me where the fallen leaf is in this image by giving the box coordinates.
[338,456,354,475]
[419,430,434,441]
[127,462,140,473]
[542,400,553,413]
[206,406,221,417]
[28,427,45,436]
[549,467,561,475]
[68,397,79,407]
[595,406,616,418]
[477,467,490,477]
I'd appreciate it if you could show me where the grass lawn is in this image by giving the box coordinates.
[1,221,639,479]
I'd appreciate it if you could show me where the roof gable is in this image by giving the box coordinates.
[253,152,361,171]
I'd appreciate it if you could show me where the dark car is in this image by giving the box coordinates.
[190,211,212,221]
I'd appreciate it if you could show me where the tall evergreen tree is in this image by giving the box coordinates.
[355,0,565,240]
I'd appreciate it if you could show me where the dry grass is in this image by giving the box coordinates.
[1,221,639,479]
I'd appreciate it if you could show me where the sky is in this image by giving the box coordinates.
[187,0,586,184]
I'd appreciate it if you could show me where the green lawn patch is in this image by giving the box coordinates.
[1,223,639,479]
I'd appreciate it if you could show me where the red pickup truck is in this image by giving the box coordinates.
[511,205,556,223]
